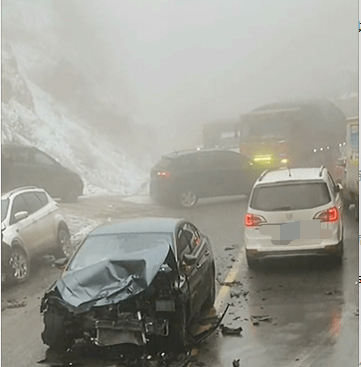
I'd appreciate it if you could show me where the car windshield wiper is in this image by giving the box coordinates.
[271,206,292,211]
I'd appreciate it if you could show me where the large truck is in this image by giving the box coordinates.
[203,99,346,170]
[336,116,359,219]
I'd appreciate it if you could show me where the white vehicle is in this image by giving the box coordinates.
[244,167,344,268]
[1,187,72,283]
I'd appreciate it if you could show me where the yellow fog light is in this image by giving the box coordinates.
[281,158,289,165]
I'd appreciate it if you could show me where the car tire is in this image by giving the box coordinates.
[246,252,259,269]
[178,189,198,208]
[55,227,73,259]
[354,200,359,221]
[203,265,216,309]
[6,246,30,284]
[42,306,73,352]
[331,241,343,266]
[168,303,188,352]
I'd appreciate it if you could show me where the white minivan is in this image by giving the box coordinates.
[244,167,344,268]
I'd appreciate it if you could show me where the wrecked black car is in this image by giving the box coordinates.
[40,217,216,353]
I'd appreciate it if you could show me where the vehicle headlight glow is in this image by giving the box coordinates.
[253,155,273,162]
[280,158,289,164]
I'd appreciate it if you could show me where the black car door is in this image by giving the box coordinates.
[177,223,212,317]
[176,153,217,198]
[226,152,259,195]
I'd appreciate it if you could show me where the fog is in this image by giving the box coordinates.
[2,0,358,152]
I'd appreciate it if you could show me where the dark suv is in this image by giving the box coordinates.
[2,144,83,203]
[150,148,261,208]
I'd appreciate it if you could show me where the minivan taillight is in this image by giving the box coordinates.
[157,171,171,178]
[245,213,267,227]
[313,206,339,223]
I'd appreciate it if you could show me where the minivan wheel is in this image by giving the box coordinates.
[6,246,30,284]
[179,190,198,208]
[246,253,259,269]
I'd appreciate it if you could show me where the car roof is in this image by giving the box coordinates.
[89,217,185,236]
[255,167,328,185]
[1,186,46,200]
[162,147,242,159]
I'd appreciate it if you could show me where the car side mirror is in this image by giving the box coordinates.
[14,211,29,222]
[335,183,343,193]
[336,158,346,167]
[183,254,197,266]
[54,257,68,270]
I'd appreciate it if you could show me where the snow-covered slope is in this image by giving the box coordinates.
[2,37,150,196]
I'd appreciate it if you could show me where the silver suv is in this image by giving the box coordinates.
[1,187,72,284]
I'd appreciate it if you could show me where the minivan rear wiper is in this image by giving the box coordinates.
[271,206,292,211]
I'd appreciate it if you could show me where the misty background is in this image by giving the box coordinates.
[1,0,358,192]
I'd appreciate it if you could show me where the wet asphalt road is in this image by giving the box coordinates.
[1,193,359,367]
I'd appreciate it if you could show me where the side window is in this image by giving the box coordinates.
[10,195,29,225]
[195,153,222,170]
[34,151,56,166]
[34,192,49,206]
[176,227,192,259]
[22,192,44,214]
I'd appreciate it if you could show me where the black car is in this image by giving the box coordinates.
[2,144,83,202]
[41,217,215,353]
[150,148,262,208]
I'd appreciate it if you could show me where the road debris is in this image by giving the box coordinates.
[232,359,240,367]
[220,324,243,336]
[230,290,249,298]
[217,277,242,287]
[224,246,236,251]
[6,300,27,309]
[251,315,272,322]
[354,309,359,316]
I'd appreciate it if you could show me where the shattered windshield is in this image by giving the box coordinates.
[67,232,173,271]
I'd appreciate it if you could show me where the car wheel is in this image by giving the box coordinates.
[6,246,30,284]
[55,227,73,259]
[168,303,188,352]
[331,241,343,266]
[354,200,359,221]
[203,265,216,309]
[246,252,259,269]
[42,306,73,352]
[179,190,198,208]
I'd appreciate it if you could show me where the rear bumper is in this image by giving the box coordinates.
[245,242,342,260]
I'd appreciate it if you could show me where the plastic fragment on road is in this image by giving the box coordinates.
[250,315,272,322]
[232,359,240,367]
[220,324,243,336]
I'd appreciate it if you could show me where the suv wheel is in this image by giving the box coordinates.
[55,227,73,259]
[179,190,198,208]
[6,246,30,284]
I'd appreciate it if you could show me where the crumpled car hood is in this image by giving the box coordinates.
[55,242,175,313]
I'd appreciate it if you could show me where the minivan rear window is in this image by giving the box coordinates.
[250,182,331,211]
